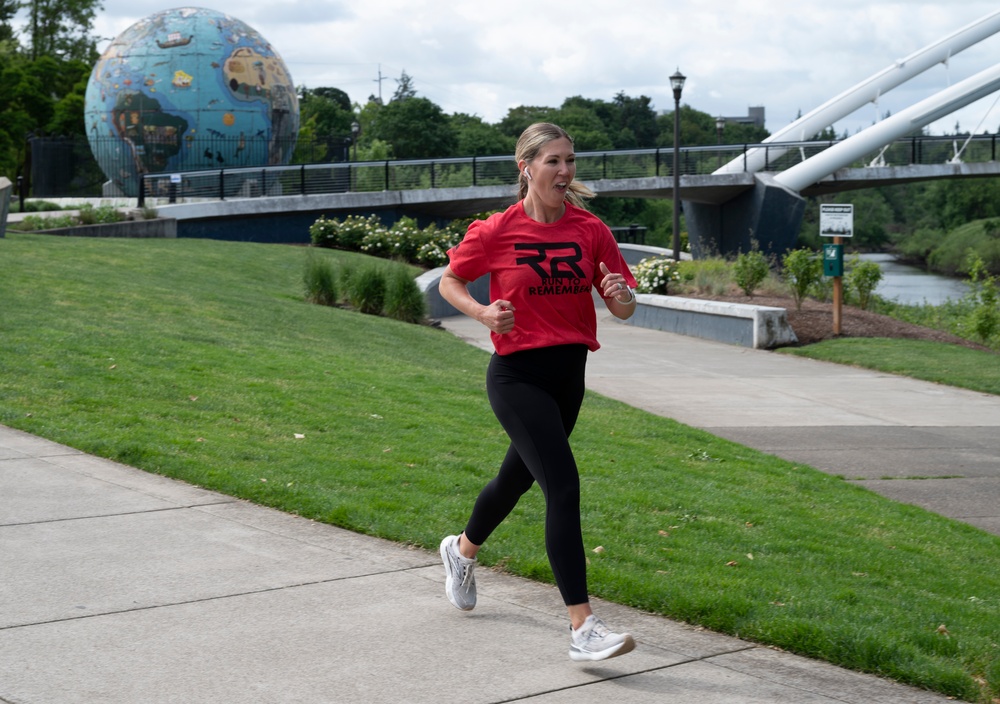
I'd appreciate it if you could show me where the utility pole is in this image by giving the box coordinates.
[373,64,385,103]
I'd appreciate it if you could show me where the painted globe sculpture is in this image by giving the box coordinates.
[84,6,299,197]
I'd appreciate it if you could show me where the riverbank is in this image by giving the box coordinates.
[859,252,971,305]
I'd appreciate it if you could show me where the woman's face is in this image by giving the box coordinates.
[523,137,576,208]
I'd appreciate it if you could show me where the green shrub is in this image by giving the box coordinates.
[676,258,731,295]
[16,200,62,213]
[845,256,884,311]
[76,204,124,225]
[732,246,770,297]
[782,248,823,310]
[303,252,339,306]
[962,251,1000,346]
[384,266,426,323]
[16,213,76,230]
[346,262,387,315]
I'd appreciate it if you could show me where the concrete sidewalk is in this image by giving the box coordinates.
[4,312,998,703]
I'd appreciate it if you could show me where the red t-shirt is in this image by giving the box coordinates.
[447,202,636,355]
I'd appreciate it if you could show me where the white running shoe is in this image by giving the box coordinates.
[439,535,477,611]
[569,615,636,661]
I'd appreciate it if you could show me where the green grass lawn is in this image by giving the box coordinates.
[781,338,1000,395]
[1,233,998,702]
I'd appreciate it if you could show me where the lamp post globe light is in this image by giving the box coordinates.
[670,69,686,261]
[351,120,360,161]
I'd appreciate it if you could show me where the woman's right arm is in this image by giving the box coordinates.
[439,266,515,335]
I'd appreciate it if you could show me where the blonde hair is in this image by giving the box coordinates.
[515,122,595,209]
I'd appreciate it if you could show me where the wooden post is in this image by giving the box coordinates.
[833,236,843,335]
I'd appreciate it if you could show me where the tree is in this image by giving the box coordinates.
[554,104,613,151]
[297,86,355,159]
[25,0,102,62]
[722,120,769,145]
[497,105,559,138]
[927,178,1000,230]
[835,190,893,249]
[308,86,351,112]
[371,96,455,159]
[391,69,417,102]
[450,113,513,156]
[611,91,658,147]
[1,0,18,44]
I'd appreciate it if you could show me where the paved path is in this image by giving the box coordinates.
[4,310,997,703]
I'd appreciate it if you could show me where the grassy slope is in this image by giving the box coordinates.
[1,233,998,702]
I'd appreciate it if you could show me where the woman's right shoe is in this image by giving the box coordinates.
[439,535,477,611]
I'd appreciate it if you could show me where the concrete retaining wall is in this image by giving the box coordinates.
[621,294,797,349]
[34,218,177,238]
[416,267,491,318]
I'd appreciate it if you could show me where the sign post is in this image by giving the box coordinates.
[819,204,853,335]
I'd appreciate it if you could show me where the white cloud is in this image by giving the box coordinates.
[24,0,1000,135]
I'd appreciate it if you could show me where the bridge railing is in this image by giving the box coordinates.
[139,134,999,205]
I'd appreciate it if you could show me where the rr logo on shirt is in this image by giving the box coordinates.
[514,242,585,279]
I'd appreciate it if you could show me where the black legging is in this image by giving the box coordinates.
[463,344,589,606]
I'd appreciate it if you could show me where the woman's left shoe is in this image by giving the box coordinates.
[569,615,635,661]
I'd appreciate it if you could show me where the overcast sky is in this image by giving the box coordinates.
[30,1,1000,137]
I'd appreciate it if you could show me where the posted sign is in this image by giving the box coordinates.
[820,204,853,238]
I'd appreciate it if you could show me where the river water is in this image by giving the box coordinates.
[857,253,970,306]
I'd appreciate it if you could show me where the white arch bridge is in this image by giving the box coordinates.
[147,9,1000,255]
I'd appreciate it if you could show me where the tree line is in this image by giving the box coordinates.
[296,69,769,163]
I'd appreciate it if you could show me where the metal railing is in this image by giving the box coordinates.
[127,133,1000,206]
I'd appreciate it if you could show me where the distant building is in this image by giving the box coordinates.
[719,107,765,129]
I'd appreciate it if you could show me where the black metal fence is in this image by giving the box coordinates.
[27,134,350,198]
[23,132,1000,202]
[140,134,1000,205]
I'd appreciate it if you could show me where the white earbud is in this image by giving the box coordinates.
[524,167,532,180]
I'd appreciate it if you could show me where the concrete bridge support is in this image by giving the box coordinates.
[683,173,805,258]
[0,177,12,238]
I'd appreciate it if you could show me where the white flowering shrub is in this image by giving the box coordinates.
[339,214,385,251]
[415,242,450,268]
[310,215,469,269]
[634,256,681,295]
[362,217,420,260]
[308,216,339,247]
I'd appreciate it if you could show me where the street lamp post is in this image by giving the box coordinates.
[349,121,360,192]
[716,115,725,167]
[670,69,686,261]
